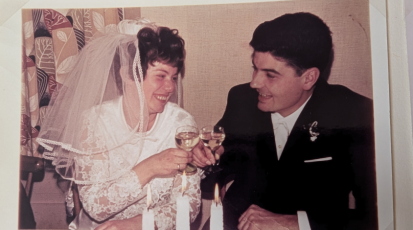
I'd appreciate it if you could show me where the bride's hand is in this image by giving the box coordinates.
[148,148,193,177]
[133,148,192,185]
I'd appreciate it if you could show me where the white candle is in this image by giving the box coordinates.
[142,184,155,230]
[176,171,190,230]
[142,209,154,230]
[176,194,190,230]
[210,183,223,230]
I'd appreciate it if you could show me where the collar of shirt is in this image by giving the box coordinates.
[271,95,312,135]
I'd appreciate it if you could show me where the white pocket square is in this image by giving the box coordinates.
[304,156,332,163]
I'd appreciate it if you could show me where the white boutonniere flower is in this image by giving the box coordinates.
[309,121,319,142]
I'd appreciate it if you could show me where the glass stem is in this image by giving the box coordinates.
[212,150,218,166]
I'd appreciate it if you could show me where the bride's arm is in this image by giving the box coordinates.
[77,138,192,222]
[76,114,148,222]
[151,170,202,230]
[78,169,145,222]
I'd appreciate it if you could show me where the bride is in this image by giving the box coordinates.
[37,19,201,230]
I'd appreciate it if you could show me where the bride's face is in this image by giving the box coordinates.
[143,61,178,116]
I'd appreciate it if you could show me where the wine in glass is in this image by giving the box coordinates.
[200,125,225,174]
[175,125,200,175]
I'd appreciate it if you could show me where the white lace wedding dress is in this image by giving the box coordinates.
[69,97,201,230]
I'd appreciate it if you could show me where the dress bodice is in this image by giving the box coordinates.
[71,97,201,230]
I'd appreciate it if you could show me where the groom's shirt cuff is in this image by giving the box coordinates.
[297,211,311,230]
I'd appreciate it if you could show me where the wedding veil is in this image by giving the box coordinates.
[37,19,182,185]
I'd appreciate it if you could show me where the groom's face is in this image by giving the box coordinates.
[250,51,308,117]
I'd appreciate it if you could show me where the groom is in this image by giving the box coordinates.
[193,12,377,230]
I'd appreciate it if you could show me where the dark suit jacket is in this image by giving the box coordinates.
[201,79,377,230]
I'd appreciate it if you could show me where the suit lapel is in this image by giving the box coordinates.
[262,121,277,157]
[256,112,278,167]
[279,113,312,162]
[279,79,329,162]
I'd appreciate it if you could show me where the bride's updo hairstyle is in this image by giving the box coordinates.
[113,26,185,94]
[138,26,185,77]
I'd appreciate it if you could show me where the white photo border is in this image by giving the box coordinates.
[0,0,394,229]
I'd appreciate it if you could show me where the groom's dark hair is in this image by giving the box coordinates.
[249,12,332,76]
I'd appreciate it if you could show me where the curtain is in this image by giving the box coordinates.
[21,8,141,157]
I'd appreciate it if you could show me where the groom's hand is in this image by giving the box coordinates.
[238,205,299,230]
[192,141,224,168]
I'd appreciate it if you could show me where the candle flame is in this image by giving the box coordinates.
[181,170,187,194]
[147,184,152,209]
[214,183,220,205]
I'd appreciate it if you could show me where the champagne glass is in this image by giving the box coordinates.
[175,125,200,175]
[200,125,225,174]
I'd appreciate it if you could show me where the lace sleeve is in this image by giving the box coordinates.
[152,170,202,230]
[78,170,145,222]
[76,109,146,222]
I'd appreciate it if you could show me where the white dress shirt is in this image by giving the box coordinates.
[270,95,312,230]
[271,95,312,159]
